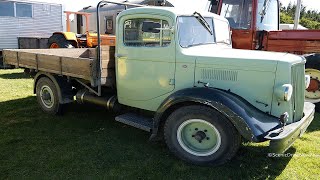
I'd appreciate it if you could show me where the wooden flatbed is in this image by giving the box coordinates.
[3,46,115,87]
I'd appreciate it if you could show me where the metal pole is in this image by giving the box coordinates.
[96,1,145,96]
[293,0,302,30]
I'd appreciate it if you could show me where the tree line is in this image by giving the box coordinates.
[280,2,320,29]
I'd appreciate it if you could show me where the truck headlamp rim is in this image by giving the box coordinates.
[284,84,293,101]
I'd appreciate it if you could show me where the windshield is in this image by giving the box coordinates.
[178,16,215,48]
[220,0,252,29]
[256,0,279,30]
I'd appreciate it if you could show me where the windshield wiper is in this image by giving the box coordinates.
[192,12,213,35]
[260,0,271,23]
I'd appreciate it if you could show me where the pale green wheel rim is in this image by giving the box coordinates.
[40,85,54,109]
[305,68,320,99]
[177,119,221,156]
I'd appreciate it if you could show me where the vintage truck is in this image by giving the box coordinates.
[3,6,315,166]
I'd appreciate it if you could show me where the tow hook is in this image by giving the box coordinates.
[279,112,289,133]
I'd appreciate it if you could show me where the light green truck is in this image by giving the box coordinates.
[3,6,315,166]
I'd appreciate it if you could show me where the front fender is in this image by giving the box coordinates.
[152,88,281,142]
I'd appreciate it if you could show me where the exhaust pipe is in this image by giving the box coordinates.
[76,89,121,112]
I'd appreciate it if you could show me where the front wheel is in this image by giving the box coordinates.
[36,77,63,115]
[164,105,241,166]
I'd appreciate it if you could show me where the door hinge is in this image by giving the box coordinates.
[169,79,175,85]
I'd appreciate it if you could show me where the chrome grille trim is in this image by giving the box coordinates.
[291,63,305,121]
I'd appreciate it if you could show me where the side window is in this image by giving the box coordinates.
[0,1,14,17]
[16,3,32,18]
[105,16,113,34]
[124,18,171,47]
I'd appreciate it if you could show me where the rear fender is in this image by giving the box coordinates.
[33,72,73,104]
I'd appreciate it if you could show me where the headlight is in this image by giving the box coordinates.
[275,84,293,102]
[305,75,311,89]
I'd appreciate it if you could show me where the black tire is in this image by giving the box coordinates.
[48,34,75,48]
[164,105,241,166]
[305,54,320,112]
[36,77,63,115]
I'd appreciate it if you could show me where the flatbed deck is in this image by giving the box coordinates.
[3,46,115,87]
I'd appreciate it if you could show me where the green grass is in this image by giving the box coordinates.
[0,69,319,179]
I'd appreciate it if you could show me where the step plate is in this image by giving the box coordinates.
[115,113,153,132]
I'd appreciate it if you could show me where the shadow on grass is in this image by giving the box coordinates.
[0,97,298,179]
[0,72,30,79]
[306,112,320,133]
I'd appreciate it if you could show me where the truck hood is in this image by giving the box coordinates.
[182,44,305,71]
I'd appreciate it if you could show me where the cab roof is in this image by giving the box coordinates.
[118,6,227,22]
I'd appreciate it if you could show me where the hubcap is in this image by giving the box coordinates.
[40,85,54,108]
[177,119,221,156]
[50,43,59,48]
[305,69,320,99]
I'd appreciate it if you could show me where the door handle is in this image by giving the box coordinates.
[242,31,250,34]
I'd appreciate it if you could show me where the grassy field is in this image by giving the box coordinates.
[0,69,319,179]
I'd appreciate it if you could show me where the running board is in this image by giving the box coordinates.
[115,113,153,132]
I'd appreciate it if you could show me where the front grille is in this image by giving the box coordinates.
[291,63,305,121]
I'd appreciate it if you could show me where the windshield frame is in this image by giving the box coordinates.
[177,15,216,48]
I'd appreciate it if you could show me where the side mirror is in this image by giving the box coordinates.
[142,21,161,33]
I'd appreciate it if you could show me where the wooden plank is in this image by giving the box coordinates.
[3,50,18,66]
[101,59,115,68]
[266,39,320,54]
[268,30,320,41]
[101,45,115,51]
[18,52,37,68]
[3,48,99,82]
[38,54,60,72]
[101,68,115,77]
[62,57,93,80]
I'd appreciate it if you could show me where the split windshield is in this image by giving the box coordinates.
[178,16,215,48]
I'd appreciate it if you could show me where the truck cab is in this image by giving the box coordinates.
[3,6,315,166]
[113,7,314,165]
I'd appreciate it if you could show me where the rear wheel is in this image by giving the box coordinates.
[48,34,75,48]
[305,54,320,111]
[36,77,63,115]
[164,105,241,166]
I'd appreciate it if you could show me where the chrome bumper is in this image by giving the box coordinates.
[264,102,315,153]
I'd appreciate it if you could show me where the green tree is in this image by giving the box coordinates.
[280,3,320,29]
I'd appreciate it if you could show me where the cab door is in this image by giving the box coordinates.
[219,0,254,50]
[116,15,175,110]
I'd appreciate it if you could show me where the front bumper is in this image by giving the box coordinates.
[264,102,315,153]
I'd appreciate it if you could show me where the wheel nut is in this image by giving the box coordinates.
[192,135,195,137]
[199,140,202,143]
[204,130,207,132]
[206,137,210,140]
[195,128,198,131]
